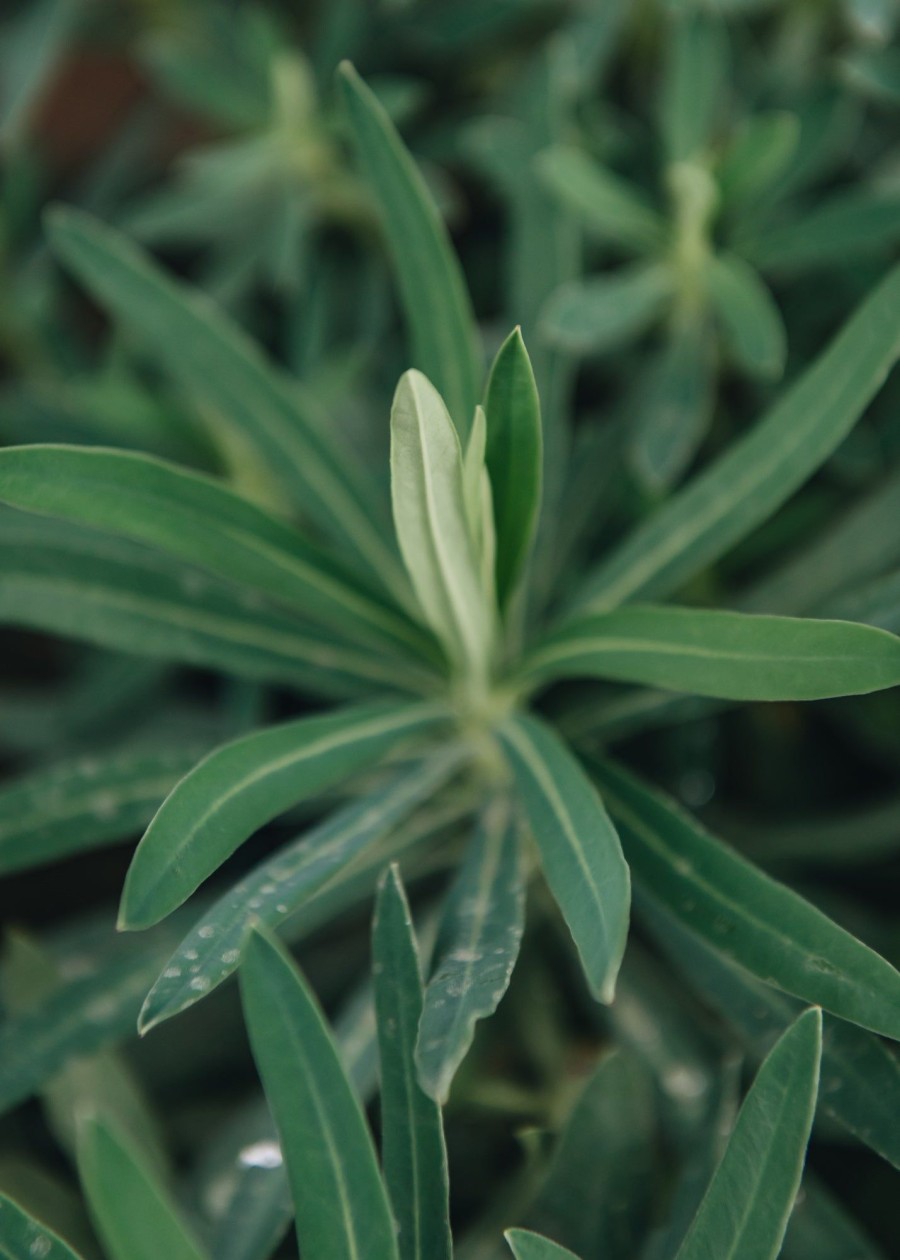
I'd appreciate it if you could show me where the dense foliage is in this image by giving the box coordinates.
[1,1,900,1258]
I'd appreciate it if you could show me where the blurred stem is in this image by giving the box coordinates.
[667,160,718,324]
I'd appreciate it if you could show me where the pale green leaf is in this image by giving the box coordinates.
[337,62,481,437]
[661,11,728,162]
[120,701,445,929]
[535,147,666,253]
[484,328,543,610]
[673,1009,822,1260]
[0,1194,86,1260]
[505,1230,582,1260]
[373,867,452,1260]
[416,803,525,1102]
[541,264,672,356]
[592,757,900,1041]
[523,606,900,701]
[497,715,629,1004]
[573,259,900,613]
[391,370,493,676]
[238,929,400,1260]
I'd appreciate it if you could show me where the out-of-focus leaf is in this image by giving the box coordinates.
[541,264,672,356]
[416,803,525,1102]
[524,605,900,700]
[717,111,800,206]
[239,930,400,1260]
[661,11,728,162]
[573,260,900,612]
[782,1174,888,1260]
[338,62,480,437]
[0,1193,86,1260]
[672,1009,821,1260]
[120,701,444,930]
[373,867,452,1260]
[707,254,786,379]
[746,189,900,272]
[536,148,666,253]
[498,715,629,1004]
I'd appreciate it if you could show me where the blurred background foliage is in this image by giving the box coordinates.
[1,0,899,1257]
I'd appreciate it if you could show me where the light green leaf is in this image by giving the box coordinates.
[535,147,666,253]
[45,208,401,589]
[717,111,800,207]
[640,896,900,1172]
[497,715,629,1004]
[661,11,728,162]
[391,370,493,677]
[541,264,672,356]
[0,445,434,665]
[573,260,900,612]
[120,701,444,930]
[523,606,900,701]
[77,1117,206,1260]
[0,1194,85,1260]
[0,744,205,876]
[592,757,900,1041]
[673,1009,821,1260]
[505,1230,582,1260]
[416,803,525,1102]
[337,62,481,437]
[138,751,462,1032]
[627,322,715,492]
[484,328,543,610]
[238,929,400,1260]
[373,867,452,1260]
[707,254,786,379]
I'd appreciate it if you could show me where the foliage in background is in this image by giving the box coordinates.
[1,1,900,1258]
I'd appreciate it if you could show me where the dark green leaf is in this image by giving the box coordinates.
[707,254,786,379]
[535,147,666,253]
[0,1193,86,1260]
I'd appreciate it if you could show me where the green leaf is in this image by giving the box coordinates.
[0,445,433,664]
[541,264,672,356]
[391,370,493,677]
[505,1230,582,1260]
[416,803,525,1102]
[373,867,452,1260]
[535,147,666,253]
[77,1116,206,1260]
[45,208,402,589]
[707,254,786,379]
[591,757,900,1042]
[238,929,400,1260]
[484,328,543,610]
[782,1174,888,1260]
[573,260,900,612]
[745,188,900,273]
[0,1193,86,1260]
[139,751,462,1032]
[627,322,715,492]
[661,11,728,162]
[497,715,629,1004]
[337,62,481,437]
[120,701,444,930]
[640,897,900,1172]
[717,111,800,207]
[523,606,900,701]
[673,1009,822,1260]
[0,743,205,876]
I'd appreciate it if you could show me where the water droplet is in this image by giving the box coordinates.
[238,1140,283,1169]
[662,1065,708,1102]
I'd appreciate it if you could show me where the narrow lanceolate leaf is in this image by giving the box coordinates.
[484,329,543,610]
[45,208,401,589]
[673,1009,822,1260]
[139,752,461,1032]
[416,804,525,1102]
[505,1230,582,1260]
[535,146,666,253]
[373,868,452,1260]
[77,1116,206,1260]
[591,757,900,1041]
[707,254,786,380]
[0,445,433,663]
[239,930,400,1260]
[337,62,480,437]
[573,259,900,613]
[0,1194,85,1260]
[498,715,629,1003]
[120,701,444,930]
[0,743,206,876]
[391,370,492,676]
[540,264,672,356]
[641,897,900,1172]
[661,9,727,162]
[522,606,900,701]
